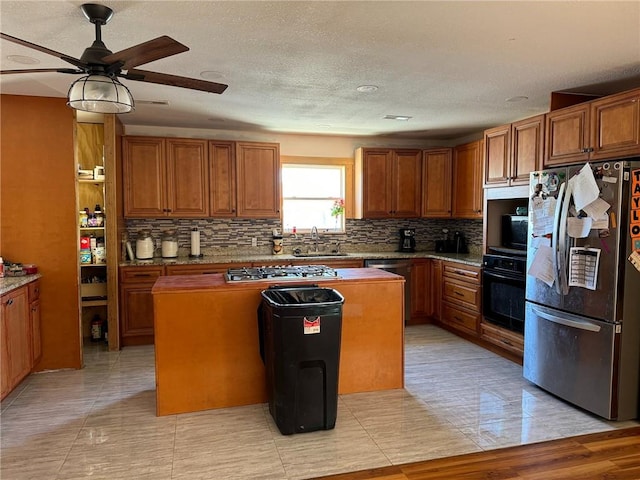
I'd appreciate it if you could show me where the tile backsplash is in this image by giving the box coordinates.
[125,217,483,256]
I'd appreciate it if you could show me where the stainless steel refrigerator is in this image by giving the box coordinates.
[524,158,640,420]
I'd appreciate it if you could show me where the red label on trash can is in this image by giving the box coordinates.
[303,316,320,334]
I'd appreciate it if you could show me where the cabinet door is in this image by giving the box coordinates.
[452,140,483,218]
[590,89,640,160]
[484,125,511,187]
[410,259,431,323]
[123,136,166,217]
[431,259,442,321]
[392,150,422,217]
[166,139,209,217]
[511,115,544,185]
[236,142,281,218]
[209,141,237,217]
[2,288,31,388]
[544,104,590,166]
[30,299,41,367]
[1,306,9,398]
[361,149,393,218]
[422,148,452,218]
[120,284,155,345]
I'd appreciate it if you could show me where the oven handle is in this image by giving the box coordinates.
[531,305,601,332]
[483,270,525,283]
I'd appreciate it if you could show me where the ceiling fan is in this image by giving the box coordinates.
[0,3,228,113]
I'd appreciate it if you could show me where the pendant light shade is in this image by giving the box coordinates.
[67,74,134,113]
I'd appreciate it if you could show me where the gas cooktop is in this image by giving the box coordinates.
[225,265,340,282]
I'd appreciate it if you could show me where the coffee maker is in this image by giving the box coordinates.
[399,228,416,252]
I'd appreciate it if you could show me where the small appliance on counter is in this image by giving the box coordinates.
[435,229,468,253]
[398,228,416,252]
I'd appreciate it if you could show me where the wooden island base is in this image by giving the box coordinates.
[152,268,405,416]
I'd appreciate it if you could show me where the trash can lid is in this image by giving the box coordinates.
[261,286,344,307]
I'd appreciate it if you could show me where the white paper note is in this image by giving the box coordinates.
[531,196,557,237]
[569,247,601,290]
[569,163,599,212]
[582,197,611,219]
[527,244,555,287]
[591,214,609,230]
[531,236,551,249]
[567,216,592,238]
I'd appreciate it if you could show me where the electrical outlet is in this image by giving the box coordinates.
[251,237,257,247]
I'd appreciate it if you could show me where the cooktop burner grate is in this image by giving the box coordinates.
[225,265,339,282]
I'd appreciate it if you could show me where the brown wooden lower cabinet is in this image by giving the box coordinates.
[119,266,165,346]
[1,280,41,400]
[480,321,524,356]
[409,258,431,324]
[438,261,481,336]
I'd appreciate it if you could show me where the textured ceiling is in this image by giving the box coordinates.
[1,1,639,140]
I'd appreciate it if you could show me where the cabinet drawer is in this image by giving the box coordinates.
[443,278,480,311]
[28,280,40,302]
[442,303,479,334]
[443,262,481,284]
[481,322,524,356]
[120,266,165,283]
[166,264,241,275]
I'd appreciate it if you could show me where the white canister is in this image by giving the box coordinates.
[135,231,154,260]
[161,230,178,258]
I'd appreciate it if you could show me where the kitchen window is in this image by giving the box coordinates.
[281,156,352,233]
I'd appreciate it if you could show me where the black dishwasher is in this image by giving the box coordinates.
[363,259,411,322]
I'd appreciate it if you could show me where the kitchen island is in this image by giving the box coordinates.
[151,267,404,416]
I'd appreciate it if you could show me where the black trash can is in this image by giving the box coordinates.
[259,284,344,435]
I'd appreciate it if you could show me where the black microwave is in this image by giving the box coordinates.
[501,214,528,250]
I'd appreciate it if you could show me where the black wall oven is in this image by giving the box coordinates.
[482,254,526,334]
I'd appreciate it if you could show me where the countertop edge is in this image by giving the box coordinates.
[122,251,483,268]
[0,274,42,296]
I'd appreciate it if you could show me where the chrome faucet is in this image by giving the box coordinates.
[310,226,319,252]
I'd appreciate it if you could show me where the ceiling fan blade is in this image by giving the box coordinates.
[0,32,85,69]
[1,68,83,75]
[123,69,228,94]
[101,36,189,71]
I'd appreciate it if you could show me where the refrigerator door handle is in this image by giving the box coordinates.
[552,182,566,294]
[558,181,572,296]
[532,305,601,332]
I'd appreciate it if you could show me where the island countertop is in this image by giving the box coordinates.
[152,268,405,416]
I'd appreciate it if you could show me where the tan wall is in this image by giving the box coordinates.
[1,95,82,370]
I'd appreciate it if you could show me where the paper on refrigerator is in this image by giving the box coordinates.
[568,247,601,290]
[582,197,611,220]
[569,163,600,212]
[531,196,557,236]
[527,244,555,287]
[567,216,592,238]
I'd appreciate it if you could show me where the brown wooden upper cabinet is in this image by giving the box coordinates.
[208,140,237,217]
[452,140,483,218]
[235,142,281,218]
[357,148,422,218]
[123,137,281,219]
[422,148,453,217]
[545,88,640,166]
[123,136,209,217]
[484,114,544,188]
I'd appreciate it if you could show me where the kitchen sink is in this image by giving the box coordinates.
[292,252,349,257]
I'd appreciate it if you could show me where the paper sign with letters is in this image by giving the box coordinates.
[531,196,557,237]
[582,197,611,220]
[569,247,601,290]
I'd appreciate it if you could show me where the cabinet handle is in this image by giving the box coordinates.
[453,315,463,322]
[132,273,152,277]
[6,298,13,306]
[500,339,513,346]
[454,291,464,297]
[34,288,39,295]
[31,306,37,312]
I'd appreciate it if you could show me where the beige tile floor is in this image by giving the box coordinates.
[2,325,637,479]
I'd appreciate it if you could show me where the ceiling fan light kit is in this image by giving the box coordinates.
[67,74,134,113]
[1,2,228,114]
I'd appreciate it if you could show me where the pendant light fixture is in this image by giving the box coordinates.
[67,74,134,113]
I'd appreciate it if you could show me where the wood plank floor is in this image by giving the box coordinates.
[311,426,640,480]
